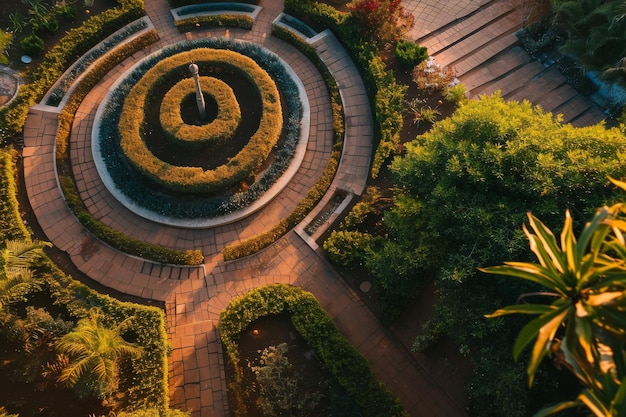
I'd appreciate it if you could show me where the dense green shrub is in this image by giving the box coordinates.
[0,30,12,65]
[394,40,428,68]
[218,284,408,417]
[160,77,241,148]
[0,148,31,241]
[385,93,626,414]
[20,33,45,56]
[118,48,281,194]
[175,14,253,30]
[323,230,380,267]
[168,0,259,8]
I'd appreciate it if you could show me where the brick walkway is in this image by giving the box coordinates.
[18,0,611,416]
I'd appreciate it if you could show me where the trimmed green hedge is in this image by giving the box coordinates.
[98,38,302,219]
[119,48,282,194]
[175,14,253,30]
[0,0,145,140]
[218,284,409,417]
[54,30,204,265]
[160,76,241,148]
[0,148,31,240]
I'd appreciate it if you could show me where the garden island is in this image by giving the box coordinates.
[1,0,626,416]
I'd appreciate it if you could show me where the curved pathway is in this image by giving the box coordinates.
[22,0,469,416]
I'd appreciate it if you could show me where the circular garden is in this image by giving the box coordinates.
[94,38,306,224]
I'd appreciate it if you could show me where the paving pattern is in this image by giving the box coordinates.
[16,0,610,416]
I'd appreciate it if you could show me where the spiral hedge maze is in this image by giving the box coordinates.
[96,38,303,220]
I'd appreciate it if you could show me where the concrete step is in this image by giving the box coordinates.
[471,60,545,98]
[505,67,567,102]
[419,0,517,55]
[460,46,532,94]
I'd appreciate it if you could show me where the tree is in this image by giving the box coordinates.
[0,239,51,307]
[483,177,626,416]
[55,311,142,399]
[346,0,414,46]
[552,0,626,82]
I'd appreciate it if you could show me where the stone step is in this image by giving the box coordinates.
[505,67,567,102]
[450,31,520,77]
[471,60,545,98]
[419,0,516,56]
[460,46,532,94]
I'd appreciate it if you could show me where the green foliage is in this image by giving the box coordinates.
[384,92,626,413]
[20,33,44,56]
[175,14,253,30]
[0,149,30,241]
[118,48,281,194]
[116,409,190,417]
[552,0,626,82]
[340,186,382,229]
[394,40,428,69]
[483,181,626,416]
[218,284,409,417]
[443,83,468,105]
[250,343,322,416]
[0,406,18,417]
[0,239,51,308]
[323,230,380,267]
[159,77,241,148]
[0,31,12,65]
[55,311,142,399]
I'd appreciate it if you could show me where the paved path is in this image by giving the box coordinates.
[404,0,606,126]
[22,0,468,416]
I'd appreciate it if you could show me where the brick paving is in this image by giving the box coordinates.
[16,0,613,416]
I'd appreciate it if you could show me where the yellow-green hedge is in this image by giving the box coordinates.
[119,48,282,194]
[160,76,241,148]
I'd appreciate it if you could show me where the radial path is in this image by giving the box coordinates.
[21,0,471,416]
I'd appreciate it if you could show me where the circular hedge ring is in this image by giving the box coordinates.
[118,48,282,194]
[160,76,241,149]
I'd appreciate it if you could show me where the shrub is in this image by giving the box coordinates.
[394,40,428,68]
[0,30,12,65]
[412,58,456,91]
[218,284,409,417]
[175,14,253,30]
[20,33,45,56]
[159,77,241,148]
[323,230,380,267]
[443,83,468,105]
[346,0,414,46]
[118,48,282,194]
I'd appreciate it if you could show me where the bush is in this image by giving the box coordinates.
[323,230,379,267]
[218,284,409,417]
[0,30,12,65]
[118,48,282,194]
[159,76,241,148]
[20,33,45,56]
[394,40,428,68]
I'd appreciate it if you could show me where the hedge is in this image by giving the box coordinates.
[219,24,346,260]
[97,37,302,219]
[160,76,241,148]
[119,48,282,194]
[0,148,31,240]
[218,284,409,417]
[175,14,253,30]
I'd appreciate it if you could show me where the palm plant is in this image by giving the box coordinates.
[55,311,142,399]
[0,239,51,307]
[482,177,626,416]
